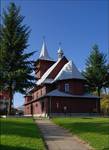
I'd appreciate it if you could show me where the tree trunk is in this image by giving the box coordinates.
[97,87,101,97]
[8,87,13,115]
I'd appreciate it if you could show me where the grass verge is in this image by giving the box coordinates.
[53,117,109,150]
[0,117,45,150]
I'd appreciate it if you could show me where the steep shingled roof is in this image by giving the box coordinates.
[54,60,85,81]
[39,41,52,60]
[36,58,62,85]
[46,89,99,98]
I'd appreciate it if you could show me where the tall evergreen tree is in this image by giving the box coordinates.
[83,44,109,97]
[106,64,109,87]
[0,3,35,114]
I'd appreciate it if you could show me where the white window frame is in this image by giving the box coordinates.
[65,83,69,92]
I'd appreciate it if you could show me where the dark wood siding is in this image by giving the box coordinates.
[48,97,100,113]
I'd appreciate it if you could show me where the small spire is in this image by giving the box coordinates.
[57,42,64,60]
[42,35,46,42]
[59,42,62,47]
[39,38,51,60]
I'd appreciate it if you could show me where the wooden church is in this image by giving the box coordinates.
[24,41,100,117]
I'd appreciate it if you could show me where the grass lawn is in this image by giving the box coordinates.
[0,117,45,150]
[53,117,109,150]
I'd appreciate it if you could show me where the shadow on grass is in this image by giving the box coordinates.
[58,122,109,135]
[82,117,94,119]
[1,119,41,139]
[1,144,36,150]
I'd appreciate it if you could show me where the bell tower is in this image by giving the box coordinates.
[35,40,55,79]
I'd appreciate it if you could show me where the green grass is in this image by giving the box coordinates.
[53,117,109,150]
[0,118,45,150]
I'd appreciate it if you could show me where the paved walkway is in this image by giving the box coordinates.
[36,119,92,150]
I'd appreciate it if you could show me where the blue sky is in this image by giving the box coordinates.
[1,0,109,107]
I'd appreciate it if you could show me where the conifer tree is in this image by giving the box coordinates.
[83,44,109,97]
[0,3,35,114]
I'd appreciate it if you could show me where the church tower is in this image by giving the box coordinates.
[35,40,55,79]
[57,47,64,60]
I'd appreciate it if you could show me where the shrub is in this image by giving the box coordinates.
[101,94,109,115]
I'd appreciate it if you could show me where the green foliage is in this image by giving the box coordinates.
[0,3,36,113]
[53,117,109,150]
[105,64,109,87]
[0,118,45,150]
[83,44,109,96]
[101,94,109,115]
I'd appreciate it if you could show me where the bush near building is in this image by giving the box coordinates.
[101,94,109,115]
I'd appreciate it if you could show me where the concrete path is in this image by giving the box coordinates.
[36,119,92,150]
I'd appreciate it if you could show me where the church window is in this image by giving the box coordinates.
[41,90,42,95]
[65,84,69,92]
